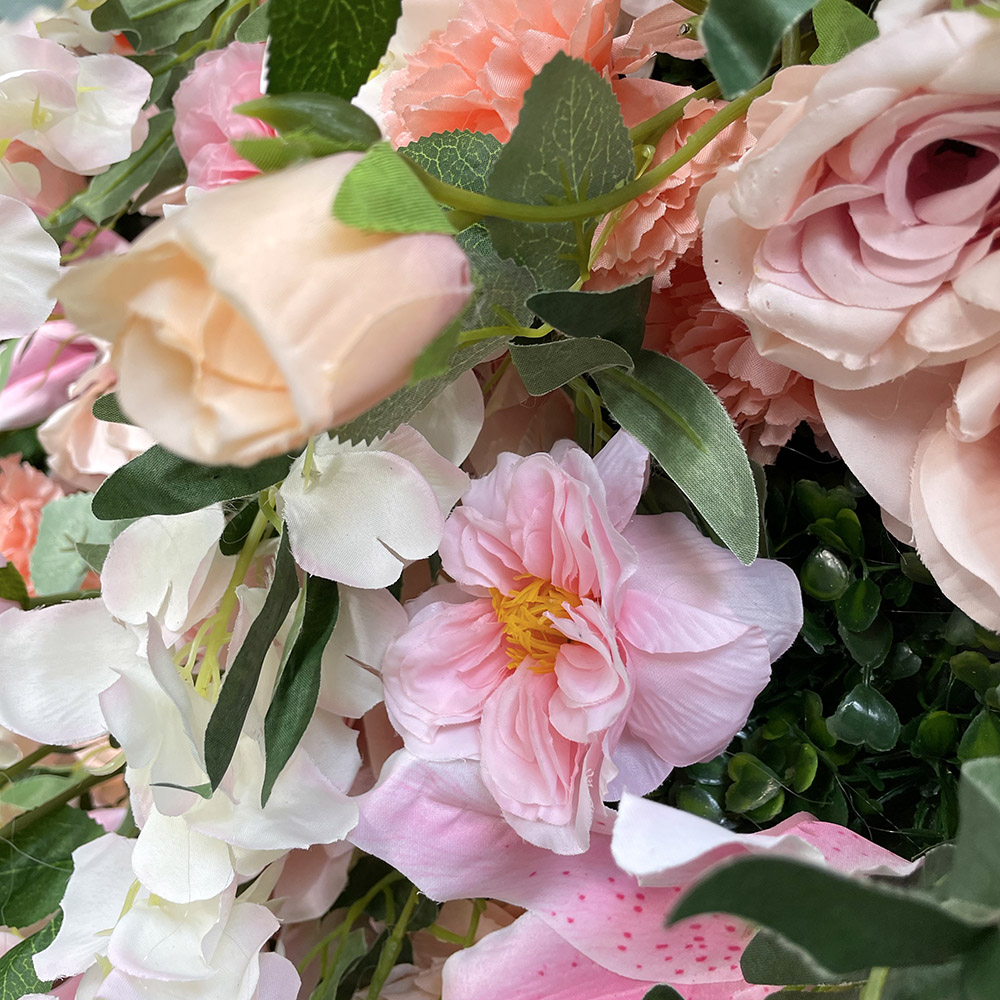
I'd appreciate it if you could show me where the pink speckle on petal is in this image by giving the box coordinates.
[618,945,627,952]
[616,893,625,900]
[696,955,708,962]
[691,924,702,930]
[675,969,685,975]
[578,894,586,900]
[562,870,570,875]
[635,893,645,900]
[634,905,643,913]
[624,932,632,940]
[529,871,537,877]
[567,917,574,923]
[608,877,615,883]
[725,925,736,932]
[728,946,742,952]
[694,936,705,942]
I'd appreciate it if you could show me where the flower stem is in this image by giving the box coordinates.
[0,744,61,785]
[366,885,421,1000]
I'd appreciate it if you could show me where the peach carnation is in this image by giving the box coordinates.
[380,0,619,145]
[0,454,63,592]
[646,249,826,463]
[588,78,753,290]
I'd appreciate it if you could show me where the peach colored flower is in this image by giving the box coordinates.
[172,40,273,193]
[613,0,706,72]
[55,154,474,467]
[0,454,63,592]
[588,78,753,290]
[645,249,825,463]
[380,0,620,145]
[699,11,1000,390]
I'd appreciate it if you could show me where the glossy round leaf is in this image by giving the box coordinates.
[827,683,900,752]
[951,652,1000,697]
[726,753,782,813]
[913,712,959,758]
[839,614,892,669]
[958,711,1000,763]
[836,578,881,632]
[800,548,852,602]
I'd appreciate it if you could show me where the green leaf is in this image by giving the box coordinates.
[740,928,860,985]
[642,988,685,1000]
[92,393,133,425]
[204,532,299,789]
[112,0,227,48]
[0,911,61,999]
[236,93,381,151]
[510,337,633,396]
[670,856,990,972]
[834,508,865,557]
[836,578,881,632]
[402,130,503,194]
[220,501,260,556]
[674,784,726,823]
[235,1,269,41]
[0,806,101,927]
[594,350,759,565]
[458,225,537,330]
[725,752,782,813]
[75,541,109,574]
[30,493,115,596]
[267,0,402,100]
[310,927,368,1000]
[958,711,1000,763]
[827,683,900,751]
[92,446,293,520]
[961,931,1000,1000]
[800,548,851,601]
[838,615,893,669]
[700,0,817,97]
[0,774,77,810]
[527,277,653,357]
[334,142,455,234]
[948,758,1000,910]
[71,110,178,224]
[913,712,959,758]
[486,53,634,290]
[951,652,1000,697]
[810,0,878,65]
[794,479,856,521]
[0,560,28,609]
[262,577,340,805]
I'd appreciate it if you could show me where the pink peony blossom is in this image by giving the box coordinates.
[588,78,753,290]
[0,321,99,432]
[381,433,802,852]
[644,249,825,463]
[0,454,62,592]
[379,0,620,145]
[172,40,274,192]
[351,753,913,1000]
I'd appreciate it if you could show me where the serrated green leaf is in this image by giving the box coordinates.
[92,446,293,520]
[510,337,633,396]
[594,350,759,564]
[486,53,634,290]
[71,110,178,225]
[0,911,61,999]
[333,142,455,234]
[527,277,652,356]
[205,532,299,789]
[402,131,503,194]
[267,0,402,100]
[235,1,269,41]
[0,560,28,608]
[0,806,101,927]
[671,856,989,972]
[262,577,339,805]
[236,93,381,150]
[458,225,536,330]
[827,683,899,751]
[30,493,115,595]
[95,0,227,50]
[700,0,817,97]
[92,392,133,425]
[811,0,878,65]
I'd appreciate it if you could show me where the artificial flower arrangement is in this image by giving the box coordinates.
[3,0,1000,997]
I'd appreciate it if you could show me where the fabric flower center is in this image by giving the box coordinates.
[490,577,582,674]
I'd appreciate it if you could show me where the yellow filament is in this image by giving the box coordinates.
[490,577,581,673]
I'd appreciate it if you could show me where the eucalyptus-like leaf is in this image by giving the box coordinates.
[510,337,633,396]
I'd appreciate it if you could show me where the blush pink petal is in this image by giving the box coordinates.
[612,3,705,74]
[592,429,649,531]
[948,344,1000,442]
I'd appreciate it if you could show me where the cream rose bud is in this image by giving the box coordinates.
[54,154,475,467]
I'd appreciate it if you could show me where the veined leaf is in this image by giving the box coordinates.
[0,911,61,999]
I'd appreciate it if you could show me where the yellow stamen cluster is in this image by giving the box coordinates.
[490,576,581,673]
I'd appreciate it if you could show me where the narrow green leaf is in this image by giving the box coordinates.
[510,337,633,396]
[527,277,652,357]
[486,53,634,290]
[0,911,61,999]
[267,0,402,100]
[402,131,503,195]
[149,781,213,799]
[948,758,1000,909]
[594,350,758,565]
[92,392,133,425]
[72,110,177,224]
[333,142,456,234]
[30,493,115,596]
[220,501,260,557]
[811,0,878,65]
[95,0,227,50]
[205,532,299,789]
[0,560,28,608]
[236,93,381,150]
[235,1,269,41]
[310,927,368,1000]
[700,0,817,97]
[827,683,899,751]
[0,806,101,927]
[741,928,861,986]
[92,446,293,520]
[262,577,340,805]
[670,856,990,972]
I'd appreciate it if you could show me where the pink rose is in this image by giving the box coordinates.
[700,10,1000,390]
[0,321,98,431]
[381,432,801,852]
[172,40,274,193]
[0,453,63,593]
[644,249,826,464]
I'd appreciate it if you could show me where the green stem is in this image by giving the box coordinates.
[366,885,421,1000]
[25,589,101,610]
[860,967,889,1000]
[0,744,60,784]
[628,80,722,146]
[406,78,772,225]
[0,765,124,841]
